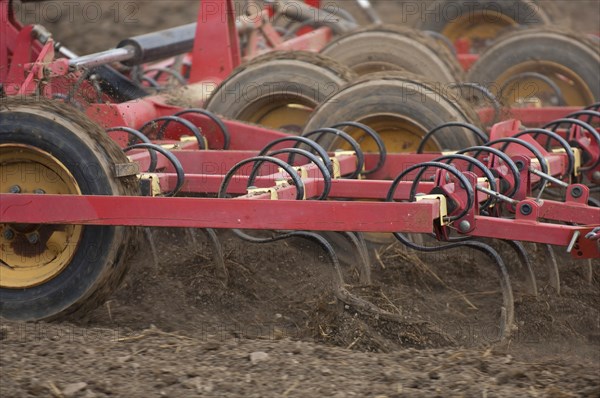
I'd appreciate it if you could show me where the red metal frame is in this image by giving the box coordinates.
[1,0,599,259]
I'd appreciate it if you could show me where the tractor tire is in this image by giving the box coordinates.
[320,25,464,83]
[205,51,356,133]
[0,98,138,321]
[418,0,550,51]
[467,29,600,107]
[303,72,481,155]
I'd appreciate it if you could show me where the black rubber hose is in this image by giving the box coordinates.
[487,137,549,175]
[139,116,206,150]
[124,143,185,197]
[331,121,387,175]
[456,146,521,199]
[175,108,231,150]
[247,148,332,200]
[431,154,498,210]
[417,122,488,154]
[218,156,304,200]
[513,128,575,178]
[301,128,365,179]
[543,118,600,171]
[386,161,475,222]
[258,136,333,175]
[106,126,158,172]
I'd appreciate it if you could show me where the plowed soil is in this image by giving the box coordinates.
[2,1,599,397]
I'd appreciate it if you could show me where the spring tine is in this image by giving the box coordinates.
[392,233,514,341]
[543,244,561,294]
[583,259,593,285]
[203,228,228,284]
[502,240,538,296]
[143,227,160,271]
[340,232,372,285]
[461,241,514,341]
[418,122,488,154]
[330,121,387,175]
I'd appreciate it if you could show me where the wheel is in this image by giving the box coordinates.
[418,0,550,52]
[0,98,138,321]
[303,72,481,154]
[467,29,600,107]
[205,51,356,133]
[320,25,464,82]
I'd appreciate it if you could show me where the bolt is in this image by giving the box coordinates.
[571,186,583,198]
[520,203,533,216]
[8,185,21,194]
[33,188,46,194]
[27,232,40,245]
[514,161,525,171]
[3,229,14,240]
[458,220,471,233]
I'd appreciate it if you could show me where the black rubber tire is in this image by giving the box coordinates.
[467,29,600,105]
[0,98,138,321]
[205,51,356,132]
[418,0,550,46]
[303,72,482,152]
[320,25,464,82]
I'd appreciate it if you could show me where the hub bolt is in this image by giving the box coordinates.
[27,232,40,245]
[458,220,471,233]
[33,188,46,194]
[3,229,14,240]
[8,185,21,194]
[570,186,583,199]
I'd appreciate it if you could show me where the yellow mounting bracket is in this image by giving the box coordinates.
[138,173,162,197]
[279,166,309,179]
[180,135,209,150]
[247,186,279,200]
[553,147,582,176]
[415,194,449,226]
[330,151,357,179]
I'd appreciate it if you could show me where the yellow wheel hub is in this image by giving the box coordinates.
[333,114,440,154]
[241,98,314,134]
[0,144,83,289]
[442,11,516,49]
[496,61,594,108]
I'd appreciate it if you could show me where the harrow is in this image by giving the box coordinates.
[1,0,599,343]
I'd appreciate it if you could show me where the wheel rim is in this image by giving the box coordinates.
[442,11,517,50]
[0,144,83,289]
[495,60,595,107]
[238,96,315,134]
[332,113,440,153]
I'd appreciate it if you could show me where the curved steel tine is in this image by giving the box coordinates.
[203,228,228,284]
[393,233,515,341]
[340,231,372,285]
[543,244,561,295]
[502,240,538,297]
[583,259,593,285]
[144,228,160,271]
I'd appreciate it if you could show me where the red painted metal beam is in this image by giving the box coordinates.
[0,194,439,233]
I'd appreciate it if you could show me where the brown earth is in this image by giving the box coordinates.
[2,1,600,397]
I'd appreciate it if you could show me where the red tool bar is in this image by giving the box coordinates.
[0,194,439,233]
[157,172,597,226]
[472,217,598,258]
